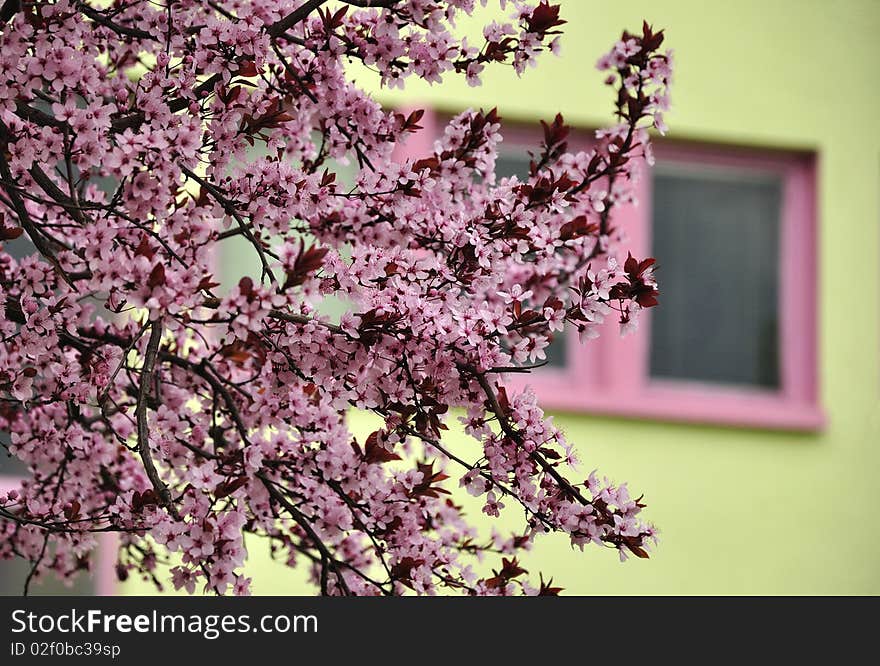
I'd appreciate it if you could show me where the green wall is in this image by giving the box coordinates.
[123,0,880,595]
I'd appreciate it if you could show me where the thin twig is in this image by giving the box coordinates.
[266,0,327,38]
[258,474,352,596]
[180,165,277,285]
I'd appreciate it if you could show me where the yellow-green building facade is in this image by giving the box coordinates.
[123,0,880,595]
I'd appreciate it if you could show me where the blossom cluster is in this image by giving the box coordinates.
[0,1,671,595]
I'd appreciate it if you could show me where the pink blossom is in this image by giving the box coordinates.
[0,2,669,596]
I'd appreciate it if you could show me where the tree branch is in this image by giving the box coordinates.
[0,123,80,287]
[27,162,89,226]
[76,3,157,41]
[258,474,352,596]
[13,101,65,129]
[136,318,178,517]
[472,369,593,508]
[0,0,19,25]
[110,74,222,133]
[179,165,277,285]
[266,0,327,38]
[200,297,347,336]
[340,0,403,7]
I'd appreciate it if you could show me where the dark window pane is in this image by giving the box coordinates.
[0,556,97,595]
[2,237,30,476]
[495,154,529,180]
[495,151,567,369]
[541,331,567,368]
[0,434,27,476]
[649,166,781,388]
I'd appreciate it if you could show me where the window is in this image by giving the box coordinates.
[405,109,822,430]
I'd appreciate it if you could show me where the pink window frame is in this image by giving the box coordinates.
[397,107,823,431]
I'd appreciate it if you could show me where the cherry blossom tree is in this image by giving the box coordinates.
[0,0,671,595]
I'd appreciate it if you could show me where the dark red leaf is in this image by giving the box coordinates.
[363,431,401,464]
[134,235,155,259]
[63,500,81,520]
[409,461,451,498]
[237,60,258,77]
[147,262,165,289]
[559,215,598,242]
[391,557,424,585]
[215,476,249,499]
[284,244,329,290]
[197,274,220,292]
[132,489,159,512]
[412,156,439,172]
[538,574,564,595]
[238,276,255,297]
[0,226,23,241]
[527,2,566,33]
[219,341,251,364]
[539,446,561,460]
